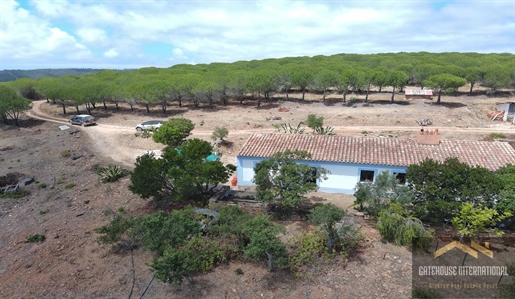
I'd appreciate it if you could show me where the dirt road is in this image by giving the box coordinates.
[28,99,514,168]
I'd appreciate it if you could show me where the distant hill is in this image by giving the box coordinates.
[0,68,104,82]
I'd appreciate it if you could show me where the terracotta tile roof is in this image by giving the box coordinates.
[238,134,515,171]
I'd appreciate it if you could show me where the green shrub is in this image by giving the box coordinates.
[57,175,66,184]
[38,183,47,188]
[496,263,515,298]
[288,232,327,276]
[336,221,364,256]
[39,209,48,215]
[27,234,46,243]
[98,164,129,183]
[235,268,244,275]
[186,236,238,272]
[489,132,506,139]
[377,203,433,250]
[64,183,76,189]
[60,150,71,158]
[0,189,30,198]
[94,215,135,246]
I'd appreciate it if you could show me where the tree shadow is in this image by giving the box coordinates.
[90,107,188,119]
[322,99,337,106]
[219,140,234,149]
[261,269,297,291]
[428,102,467,109]
[195,105,231,113]
[3,118,47,129]
[164,276,217,298]
[255,103,282,110]
[372,99,412,106]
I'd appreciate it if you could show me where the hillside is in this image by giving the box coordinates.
[0,68,105,82]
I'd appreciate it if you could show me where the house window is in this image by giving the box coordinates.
[306,167,317,184]
[359,170,375,182]
[393,172,407,184]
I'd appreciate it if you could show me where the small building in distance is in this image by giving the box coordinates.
[494,102,515,122]
[405,89,433,100]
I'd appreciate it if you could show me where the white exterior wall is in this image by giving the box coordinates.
[237,157,266,186]
[237,156,407,194]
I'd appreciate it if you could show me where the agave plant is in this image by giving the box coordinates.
[99,165,129,183]
[314,126,335,135]
[277,122,306,134]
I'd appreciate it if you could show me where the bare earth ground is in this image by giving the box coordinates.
[1,88,514,298]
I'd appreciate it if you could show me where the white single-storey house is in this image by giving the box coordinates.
[236,130,515,194]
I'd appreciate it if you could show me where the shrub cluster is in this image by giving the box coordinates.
[94,204,363,284]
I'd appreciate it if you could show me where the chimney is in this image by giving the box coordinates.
[416,128,440,145]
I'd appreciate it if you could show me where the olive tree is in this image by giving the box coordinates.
[242,216,287,272]
[129,139,236,201]
[253,150,328,209]
[309,203,346,252]
[211,127,229,143]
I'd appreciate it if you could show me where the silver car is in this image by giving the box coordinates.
[135,120,164,132]
[69,114,96,126]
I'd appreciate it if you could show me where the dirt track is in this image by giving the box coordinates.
[27,98,515,168]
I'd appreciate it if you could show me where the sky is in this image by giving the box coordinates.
[1,0,514,70]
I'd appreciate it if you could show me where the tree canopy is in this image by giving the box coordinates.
[406,158,502,223]
[253,150,328,208]
[129,138,236,201]
[8,52,512,114]
[424,74,467,104]
[152,117,195,147]
[0,85,31,126]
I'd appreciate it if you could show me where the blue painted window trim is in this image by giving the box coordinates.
[390,170,407,185]
[357,167,377,182]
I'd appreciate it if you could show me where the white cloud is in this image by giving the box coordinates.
[171,47,187,60]
[1,0,514,70]
[0,0,92,69]
[30,0,69,17]
[104,49,119,58]
[77,28,109,46]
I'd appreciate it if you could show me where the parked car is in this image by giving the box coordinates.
[69,114,96,126]
[135,120,164,132]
